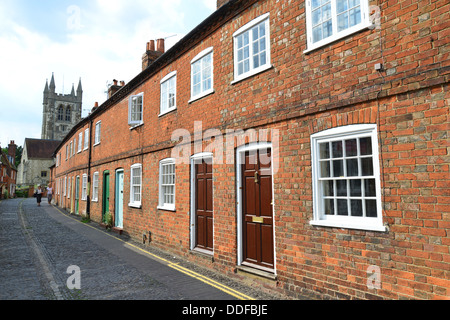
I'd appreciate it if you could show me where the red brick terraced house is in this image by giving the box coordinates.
[53,0,449,299]
[1,141,18,199]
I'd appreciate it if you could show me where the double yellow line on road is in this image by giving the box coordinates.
[52,205,254,300]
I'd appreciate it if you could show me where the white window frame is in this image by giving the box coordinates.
[129,163,142,208]
[128,93,144,126]
[84,128,89,150]
[189,47,214,102]
[304,0,372,53]
[77,133,82,153]
[310,124,385,232]
[81,174,88,201]
[92,172,99,202]
[64,176,67,196]
[158,158,176,211]
[232,13,271,84]
[159,71,177,116]
[68,177,71,199]
[94,121,101,146]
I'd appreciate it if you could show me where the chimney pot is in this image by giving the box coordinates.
[156,38,165,53]
[120,81,125,86]
[149,40,155,51]
[113,79,118,86]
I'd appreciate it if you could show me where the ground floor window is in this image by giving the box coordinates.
[310,124,385,231]
[158,158,175,211]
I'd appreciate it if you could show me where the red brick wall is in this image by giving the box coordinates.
[54,0,449,299]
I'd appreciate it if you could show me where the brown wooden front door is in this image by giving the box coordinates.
[195,159,213,251]
[242,148,274,270]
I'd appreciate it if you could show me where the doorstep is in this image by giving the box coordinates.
[112,227,123,235]
[236,264,277,282]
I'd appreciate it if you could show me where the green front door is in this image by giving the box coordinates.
[75,176,80,215]
[102,171,110,222]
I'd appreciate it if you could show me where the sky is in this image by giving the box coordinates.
[0,0,217,149]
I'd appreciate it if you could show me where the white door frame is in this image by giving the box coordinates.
[190,152,213,253]
[236,142,276,273]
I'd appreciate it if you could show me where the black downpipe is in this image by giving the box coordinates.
[86,114,93,219]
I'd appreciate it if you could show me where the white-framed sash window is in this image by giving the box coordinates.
[310,124,385,231]
[232,13,271,83]
[158,158,175,211]
[129,163,142,208]
[305,0,372,52]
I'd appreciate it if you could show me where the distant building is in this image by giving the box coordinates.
[0,141,17,198]
[17,138,60,186]
[41,73,82,141]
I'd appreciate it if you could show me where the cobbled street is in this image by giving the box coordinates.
[0,198,284,301]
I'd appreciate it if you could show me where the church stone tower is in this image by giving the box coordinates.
[41,73,83,141]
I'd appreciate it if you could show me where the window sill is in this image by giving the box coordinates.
[303,22,373,54]
[231,64,273,85]
[93,142,100,147]
[158,107,177,117]
[157,205,175,212]
[188,89,215,104]
[128,203,142,209]
[129,122,144,130]
[310,220,387,232]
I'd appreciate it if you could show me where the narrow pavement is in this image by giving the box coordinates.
[0,198,283,301]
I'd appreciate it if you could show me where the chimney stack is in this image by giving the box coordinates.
[108,79,125,98]
[8,141,16,161]
[217,0,230,9]
[142,38,165,71]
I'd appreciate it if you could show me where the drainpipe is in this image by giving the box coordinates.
[86,107,94,219]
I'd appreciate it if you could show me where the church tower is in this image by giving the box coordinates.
[41,73,83,141]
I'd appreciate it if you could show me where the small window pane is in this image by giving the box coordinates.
[365,179,376,197]
[347,159,358,176]
[366,200,377,217]
[319,143,330,159]
[336,180,347,196]
[320,161,330,178]
[350,179,361,197]
[333,159,344,177]
[332,141,343,158]
[361,157,374,176]
[322,180,334,197]
[324,199,334,215]
[360,137,372,155]
[337,199,348,215]
[351,200,363,216]
[345,139,357,157]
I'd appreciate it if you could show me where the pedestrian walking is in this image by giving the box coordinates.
[35,185,43,206]
[46,184,53,204]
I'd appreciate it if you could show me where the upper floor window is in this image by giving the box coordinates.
[233,13,271,83]
[190,47,213,102]
[94,121,101,145]
[129,93,144,126]
[84,128,89,150]
[310,124,385,232]
[160,71,177,116]
[305,0,372,52]
[78,132,83,152]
